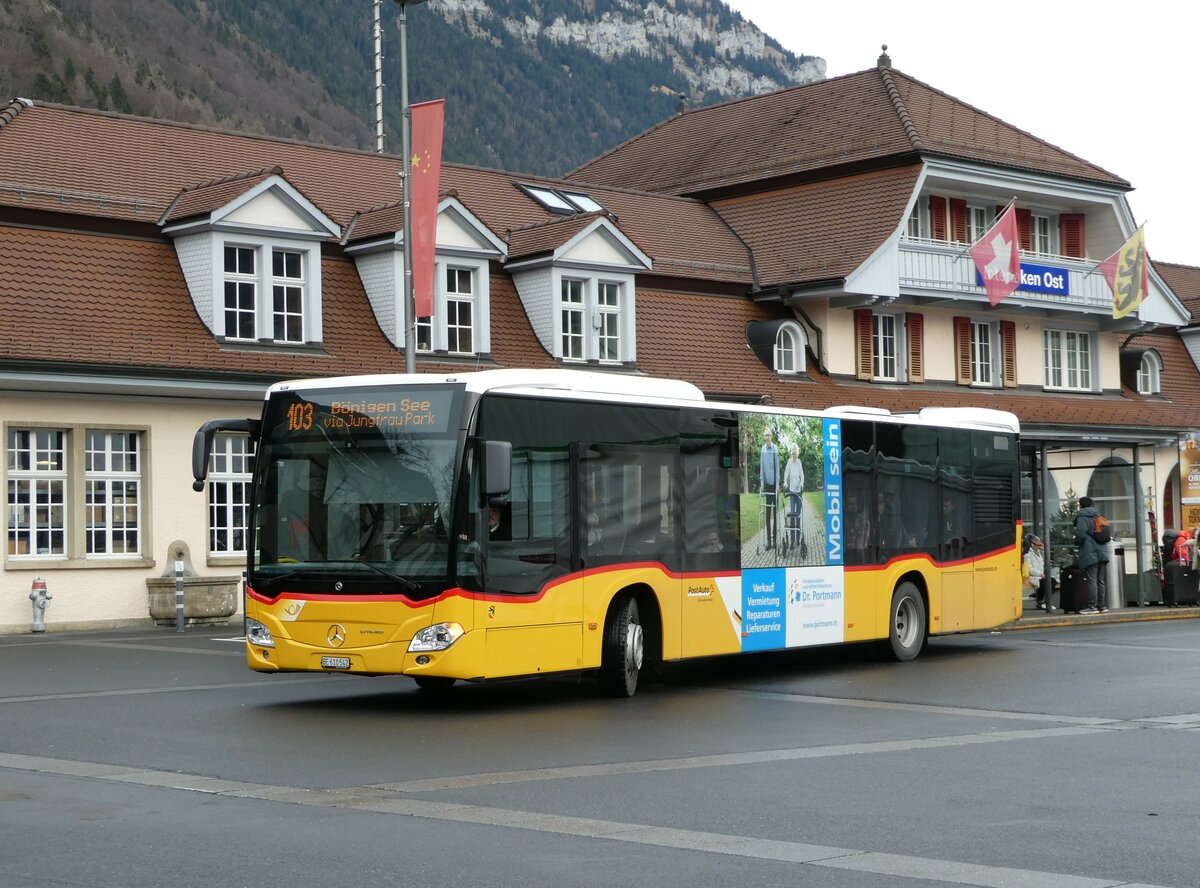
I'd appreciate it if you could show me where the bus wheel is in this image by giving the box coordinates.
[886,581,926,661]
[413,675,456,692]
[600,597,644,697]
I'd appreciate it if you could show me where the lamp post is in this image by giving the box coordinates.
[396,0,427,374]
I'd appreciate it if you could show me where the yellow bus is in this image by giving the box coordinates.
[193,369,1021,696]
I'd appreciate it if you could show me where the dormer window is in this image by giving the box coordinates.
[160,170,337,348]
[220,244,310,343]
[1138,351,1162,395]
[774,323,806,375]
[417,264,479,355]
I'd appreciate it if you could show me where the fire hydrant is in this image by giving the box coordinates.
[29,577,50,633]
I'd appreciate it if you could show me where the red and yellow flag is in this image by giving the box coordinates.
[1099,226,1148,320]
[409,99,444,319]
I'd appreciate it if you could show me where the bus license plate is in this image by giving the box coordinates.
[321,656,351,670]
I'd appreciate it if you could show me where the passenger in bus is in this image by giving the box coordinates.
[942,495,968,556]
[760,428,779,549]
[487,504,510,540]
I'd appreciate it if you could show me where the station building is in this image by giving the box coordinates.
[1,51,1196,631]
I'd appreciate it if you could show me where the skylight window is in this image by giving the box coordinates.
[518,183,605,215]
[560,191,603,213]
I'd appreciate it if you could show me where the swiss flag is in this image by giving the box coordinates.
[968,205,1021,307]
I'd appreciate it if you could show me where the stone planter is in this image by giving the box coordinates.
[146,575,240,626]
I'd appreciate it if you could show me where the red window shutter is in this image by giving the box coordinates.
[1000,320,1017,387]
[1016,208,1033,251]
[1060,214,1085,259]
[949,199,968,243]
[907,312,924,383]
[855,309,873,381]
[954,316,971,385]
[929,196,947,241]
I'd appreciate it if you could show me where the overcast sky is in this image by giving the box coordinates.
[722,0,1198,267]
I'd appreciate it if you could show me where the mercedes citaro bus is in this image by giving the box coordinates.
[193,369,1021,696]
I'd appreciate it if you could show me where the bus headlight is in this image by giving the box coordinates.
[408,622,464,652]
[246,618,275,649]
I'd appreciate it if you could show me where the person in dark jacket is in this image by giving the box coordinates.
[1075,496,1109,614]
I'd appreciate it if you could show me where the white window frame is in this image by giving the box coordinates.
[905,204,922,238]
[6,428,67,558]
[1031,213,1053,255]
[271,248,305,343]
[967,205,991,243]
[413,257,490,356]
[775,322,807,375]
[208,432,254,559]
[872,313,900,382]
[5,425,151,566]
[1137,352,1162,395]
[551,272,636,364]
[445,266,475,355]
[1043,328,1093,391]
[596,281,622,363]
[215,237,321,345]
[84,430,142,558]
[970,319,997,387]
[223,245,258,341]
[561,278,586,362]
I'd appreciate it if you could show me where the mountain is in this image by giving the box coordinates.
[0,0,824,177]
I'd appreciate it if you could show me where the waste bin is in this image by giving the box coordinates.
[1106,543,1125,610]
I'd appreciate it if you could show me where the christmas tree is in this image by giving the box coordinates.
[1047,490,1079,572]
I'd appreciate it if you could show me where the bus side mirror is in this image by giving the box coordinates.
[483,440,512,503]
[192,418,260,491]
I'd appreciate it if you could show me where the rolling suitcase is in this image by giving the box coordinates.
[1163,563,1200,606]
[1057,565,1090,613]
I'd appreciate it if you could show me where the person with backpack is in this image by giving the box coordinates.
[1075,496,1110,614]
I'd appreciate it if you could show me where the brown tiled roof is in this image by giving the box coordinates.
[569,66,1127,196]
[0,102,749,285]
[342,201,405,245]
[159,166,283,225]
[1156,262,1200,320]
[506,213,606,261]
[712,165,921,288]
[0,225,405,377]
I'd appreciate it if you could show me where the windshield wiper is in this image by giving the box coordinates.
[253,562,420,592]
[322,559,421,591]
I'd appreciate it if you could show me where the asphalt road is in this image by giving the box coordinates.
[1,620,1198,887]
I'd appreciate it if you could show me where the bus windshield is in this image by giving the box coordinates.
[251,384,465,596]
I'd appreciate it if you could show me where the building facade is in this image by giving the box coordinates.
[1,53,1197,631]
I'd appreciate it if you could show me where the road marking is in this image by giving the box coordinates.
[0,750,1166,888]
[0,675,342,705]
[373,724,1113,792]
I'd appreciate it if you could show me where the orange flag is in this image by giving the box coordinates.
[409,100,444,318]
[1099,227,1148,320]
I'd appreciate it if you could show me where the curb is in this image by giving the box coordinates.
[1001,608,1200,631]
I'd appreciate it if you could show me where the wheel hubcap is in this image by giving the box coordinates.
[627,621,644,673]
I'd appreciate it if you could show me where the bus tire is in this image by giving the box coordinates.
[413,675,456,692]
[599,596,643,698]
[886,581,926,661]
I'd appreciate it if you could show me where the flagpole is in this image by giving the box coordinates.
[396,0,427,375]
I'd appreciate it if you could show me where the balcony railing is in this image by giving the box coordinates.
[899,237,1112,313]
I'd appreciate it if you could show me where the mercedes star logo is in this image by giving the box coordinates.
[327,624,347,647]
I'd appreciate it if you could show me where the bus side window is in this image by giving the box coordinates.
[841,420,876,566]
